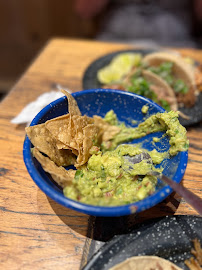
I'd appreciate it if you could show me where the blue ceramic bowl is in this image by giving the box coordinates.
[23,89,188,217]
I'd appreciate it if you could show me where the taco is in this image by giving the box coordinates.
[143,52,197,108]
[109,255,183,270]
[103,68,178,112]
[142,70,178,111]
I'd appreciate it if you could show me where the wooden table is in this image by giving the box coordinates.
[0,38,202,270]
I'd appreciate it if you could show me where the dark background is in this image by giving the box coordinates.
[0,0,202,99]
[0,0,98,98]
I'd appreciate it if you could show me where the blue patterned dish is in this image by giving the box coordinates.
[23,89,188,217]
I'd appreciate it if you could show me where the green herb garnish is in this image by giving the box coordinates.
[75,170,84,180]
[173,79,188,94]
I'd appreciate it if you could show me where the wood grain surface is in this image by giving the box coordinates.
[0,39,202,270]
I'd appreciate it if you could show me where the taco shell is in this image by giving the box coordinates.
[142,69,178,111]
[143,52,196,107]
[143,52,195,87]
[109,255,183,270]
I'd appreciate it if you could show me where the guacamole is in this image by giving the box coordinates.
[63,145,164,206]
[102,110,189,156]
[141,105,149,114]
[64,110,188,206]
[63,109,188,206]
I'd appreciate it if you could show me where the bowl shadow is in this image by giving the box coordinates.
[37,188,181,270]
[79,191,181,269]
[47,191,181,242]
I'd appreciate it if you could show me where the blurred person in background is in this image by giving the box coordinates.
[75,0,202,48]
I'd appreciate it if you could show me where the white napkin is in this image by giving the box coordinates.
[11,87,71,125]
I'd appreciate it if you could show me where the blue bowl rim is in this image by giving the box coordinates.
[23,89,188,217]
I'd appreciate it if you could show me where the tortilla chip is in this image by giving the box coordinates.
[93,115,121,141]
[185,239,202,270]
[192,239,202,265]
[110,256,182,270]
[56,140,69,149]
[61,89,81,116]
[45,114,74,146]
[32,148,76,188]
[185,257,201,270]
[45,114,70,135]
[45,111,98,166]
[46,114,93,152]
[76,124,99,166]
[71,116,96,166]
[72,115,94,146]
[56,141,79,156]
[25,123,76,166]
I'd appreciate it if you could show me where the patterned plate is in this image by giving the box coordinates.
[83,215,202,270]
[82,49,202,126]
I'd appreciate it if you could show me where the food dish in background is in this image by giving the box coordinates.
[82,49,202,126]
[83,215,202,270]
[23,89,188,217]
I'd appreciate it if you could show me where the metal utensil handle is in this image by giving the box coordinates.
[161,174,202,216]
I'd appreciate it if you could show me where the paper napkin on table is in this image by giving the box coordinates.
[11,87,71,125]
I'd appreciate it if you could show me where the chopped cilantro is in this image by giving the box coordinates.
[75,170,83,180]
[173,79,188,94]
